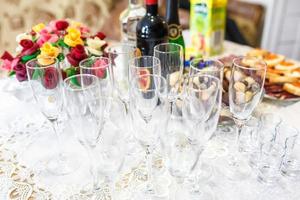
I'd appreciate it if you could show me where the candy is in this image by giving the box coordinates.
[233,70,244,81]
[245,91,253,102]
[234,82,246,92]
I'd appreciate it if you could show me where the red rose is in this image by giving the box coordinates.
[20,39,39,56]
[1,51,14,61]
[93,32,106,40]
[43,67,59,89]
[66,45,88,67]
[13,63,27,82]
[55,20,69,31]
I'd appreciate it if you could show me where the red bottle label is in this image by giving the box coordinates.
[145,0,158,5]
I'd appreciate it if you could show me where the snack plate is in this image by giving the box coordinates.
[264,94,300,102]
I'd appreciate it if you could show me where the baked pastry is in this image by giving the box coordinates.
[263,53,285,67]
[274,60,299,71]
[283,82,300,96]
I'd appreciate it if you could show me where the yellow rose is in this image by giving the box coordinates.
[33,23,46,33]
[64,27,83,47]
[86,37,106,56]
[37,42,60,65]
[38,42,60,58]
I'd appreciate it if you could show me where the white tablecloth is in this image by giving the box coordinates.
[0,39,300,199]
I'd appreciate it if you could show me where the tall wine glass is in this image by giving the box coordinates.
[229,56,266,142]
[225,56,266,180]
[129,74,169,197]
[26,57,78,175]
[154,43,184,114]
[107,43,137,104]
[63,74,104,191]
[163,74,221,200]
[79,56,112,96]
[189,58,224,135]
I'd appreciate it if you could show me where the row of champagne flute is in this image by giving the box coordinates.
[24,42,270,198]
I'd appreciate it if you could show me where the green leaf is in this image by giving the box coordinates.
[8,71,16,77]
[57,53,65,62]
[32,68,43,80]
[65,67,80,87]
[21,50,40,63]
[57,39,69,48]
[32,36,38,42]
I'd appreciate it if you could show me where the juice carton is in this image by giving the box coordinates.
[190,0,227,56]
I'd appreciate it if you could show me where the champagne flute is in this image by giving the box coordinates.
[154,43,184,114]
[63,74,104,191]
[189,58,224,136]
[79,56,112,97]
[107,43,137,104]
[26,57,78,175]
[129,74,169,197]
[225,56,266,180]
[163,74,221,200]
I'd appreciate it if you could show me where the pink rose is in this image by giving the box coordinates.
[37,29,59,47]
[92,59,108,78]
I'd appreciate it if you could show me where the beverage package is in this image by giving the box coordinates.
[190,0,227,56]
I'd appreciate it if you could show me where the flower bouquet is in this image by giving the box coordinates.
[0,19,108,82]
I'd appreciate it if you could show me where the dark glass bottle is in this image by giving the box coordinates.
[166,0,185,55]
[136,0,168,56]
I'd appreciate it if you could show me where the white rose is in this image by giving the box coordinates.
[86,37,106,56]
[16,32,32,43]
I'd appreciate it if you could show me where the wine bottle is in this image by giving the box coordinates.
[119,0,145,44]
[136,0,168,56]
[166,0,185,55]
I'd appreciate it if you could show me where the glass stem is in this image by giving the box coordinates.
[86,146,100,191]
[234,119,244,152]
[49,119,64,156]
[145,146,154,194]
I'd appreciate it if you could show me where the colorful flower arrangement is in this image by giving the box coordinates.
[0,19,108,82]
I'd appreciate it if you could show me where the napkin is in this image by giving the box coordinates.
[0,77,33,102]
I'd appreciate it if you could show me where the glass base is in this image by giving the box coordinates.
[222,155,251,181]
[46,152,80,176]
[183,184,215,200]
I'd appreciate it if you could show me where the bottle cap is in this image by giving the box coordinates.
[145,0,158,5]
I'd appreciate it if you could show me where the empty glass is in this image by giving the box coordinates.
[224,56,266,180]
[129,74,169,197]
[229,56,266,134]
[166,74,221,200]
[257,124,298,184]
[129,56,161,81]
[189,58,224,136]
[154,43,184,117]
[154,43,183,93]
[26,57,77,175]
[281,135,300,180]
[107,43,137,104]
[63,74,104,191]
[79,56,112,96]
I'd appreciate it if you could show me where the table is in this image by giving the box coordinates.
[0,40,300,200]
